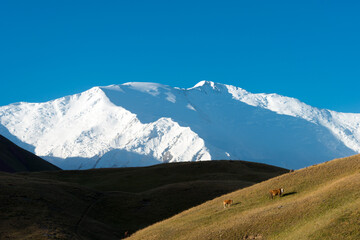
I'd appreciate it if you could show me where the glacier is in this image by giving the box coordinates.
[0,81,359,170]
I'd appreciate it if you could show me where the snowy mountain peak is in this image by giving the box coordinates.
[192,80,215,88]
[190,80,227,92]
[0,81,359,170]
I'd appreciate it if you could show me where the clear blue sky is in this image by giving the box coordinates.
[1,1,360,112]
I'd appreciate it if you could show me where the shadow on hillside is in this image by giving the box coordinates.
[282,191,297,197]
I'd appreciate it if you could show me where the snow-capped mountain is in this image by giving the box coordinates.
[0,81,359,170]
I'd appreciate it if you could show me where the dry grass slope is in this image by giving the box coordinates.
[129,154,360,240]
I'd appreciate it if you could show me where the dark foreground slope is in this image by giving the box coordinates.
[129,154,360,240]
[0,160,287,239]
[0,135,60,172]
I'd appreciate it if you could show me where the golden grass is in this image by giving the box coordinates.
[128,154,360,240]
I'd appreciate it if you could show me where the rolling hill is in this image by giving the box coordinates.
[128,154,360,240]
[0,134,60,172]
[0,160,287,239]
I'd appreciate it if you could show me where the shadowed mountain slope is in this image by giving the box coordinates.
[0,160,287,239]
[0,135,60,172]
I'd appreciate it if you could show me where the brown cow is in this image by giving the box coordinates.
[223,199,233,208]
[269,188,284,199]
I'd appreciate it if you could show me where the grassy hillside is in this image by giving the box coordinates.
[128,154,360,240]
[0,135,60,172]
[0,160,287,239]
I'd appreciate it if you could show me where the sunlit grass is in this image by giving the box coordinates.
[129,154,360,240]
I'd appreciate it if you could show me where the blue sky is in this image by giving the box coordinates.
[1,1,360,112]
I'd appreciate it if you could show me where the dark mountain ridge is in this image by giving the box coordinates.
[0,134,60,172]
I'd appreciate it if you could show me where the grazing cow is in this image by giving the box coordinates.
[223,199,233,208]
[269,188,284,199]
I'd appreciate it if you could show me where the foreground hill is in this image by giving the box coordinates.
[0,160,287,239]
[129,154,360,240]
[0,135,60,172]
[1,81,359,170]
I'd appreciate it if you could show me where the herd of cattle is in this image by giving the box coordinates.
[223,188,284,208]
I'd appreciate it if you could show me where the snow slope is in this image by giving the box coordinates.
[0,81,359,170]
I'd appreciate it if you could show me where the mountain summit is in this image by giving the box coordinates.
[0,81,359,170]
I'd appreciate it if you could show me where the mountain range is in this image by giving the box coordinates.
[0,81,359,170]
